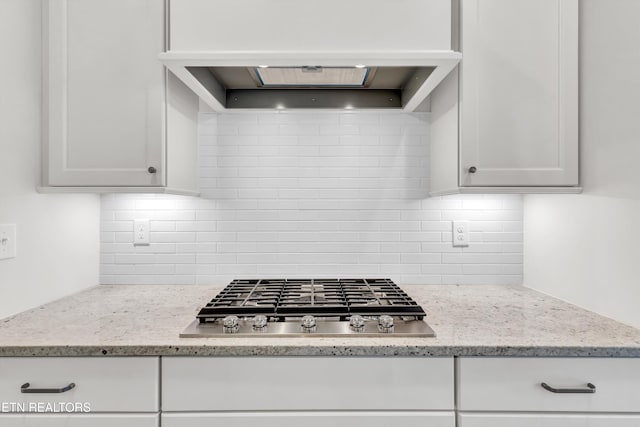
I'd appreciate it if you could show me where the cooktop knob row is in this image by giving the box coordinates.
[349,315,366,332]
[222,315,239,333]
[220,314,401,335]
[301,315,317,332]
[378,315,394,333]
[252,315,268,331]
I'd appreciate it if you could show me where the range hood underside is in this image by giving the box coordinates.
[159,52,462,111]
[188,66,433,110]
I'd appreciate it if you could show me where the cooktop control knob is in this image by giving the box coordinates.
[252,315,268,331]
[222,315,239,333]
[301,315,317,332]
[378,315,394,333]
[349,315,366,332]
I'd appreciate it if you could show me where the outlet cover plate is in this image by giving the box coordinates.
[452,220,469,247]
[134,219,150,246]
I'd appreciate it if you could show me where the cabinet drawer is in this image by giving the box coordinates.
[163,412,455,427]
[0,414,158,427]
[162,357,453,411]
[458,357,640,412]
[459,413,640,427]
[0,358,159,412]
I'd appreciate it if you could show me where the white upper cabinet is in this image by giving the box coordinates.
[169,0,452,52]
[460,0,578,187]
[42,0,198,194]
[430,0,579,193]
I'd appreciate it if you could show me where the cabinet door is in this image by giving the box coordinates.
[459,0,578,186]
[0,414,158,427]
[0,357,159,412]
[459,413,640,427]
[457,357,640,413]
[44,0,165,186]
[163,412,455,427]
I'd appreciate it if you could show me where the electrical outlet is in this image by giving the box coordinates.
[0,224,17,260]
[452,220,469,247]
[134,219,150,246]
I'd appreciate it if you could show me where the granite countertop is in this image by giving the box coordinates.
[1,284,640,357]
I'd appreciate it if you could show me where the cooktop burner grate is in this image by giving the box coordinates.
[196,278,426,322]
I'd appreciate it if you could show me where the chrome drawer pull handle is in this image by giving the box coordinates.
[541,382,596,394]
[21,382,75,394]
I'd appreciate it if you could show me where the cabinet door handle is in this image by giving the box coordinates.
[147,166,157,174]
[541,382,596,394]
[21,382,76,394]
[468,166,477,173]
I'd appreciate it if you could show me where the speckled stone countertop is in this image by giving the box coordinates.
[1,284,640,357]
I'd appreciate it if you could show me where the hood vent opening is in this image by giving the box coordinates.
[255,66,370,87]
[183,65,436,110]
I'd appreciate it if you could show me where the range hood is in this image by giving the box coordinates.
[162,0,460,111]
[160,51,461,111]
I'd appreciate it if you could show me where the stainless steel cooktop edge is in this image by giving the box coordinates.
[180,319,436,338]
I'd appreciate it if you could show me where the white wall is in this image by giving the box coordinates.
[101,111,523,286]
[0,0,100,319]
[524,0,640,327]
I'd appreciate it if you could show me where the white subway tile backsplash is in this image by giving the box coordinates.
[400,253,443,264]
[133,243,177,253]
[279,124,320,135]
[115,254,156,264]
[155,254,196,264]
[100,111,523,285]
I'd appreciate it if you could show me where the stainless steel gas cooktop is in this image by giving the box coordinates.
[181,278,436,337]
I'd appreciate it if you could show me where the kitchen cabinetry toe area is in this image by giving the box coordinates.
[162,412,455,427]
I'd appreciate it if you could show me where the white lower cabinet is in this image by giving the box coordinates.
[162,357,454,411]
[459,413,640,427]
[457,357,640,425]
[5,355,640,427]
[457,357,640,412]
[0,357,159,412]
[0,357,159,426]
[0,414,158,427]
[161,357,454,426]
[163,412,455,427]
